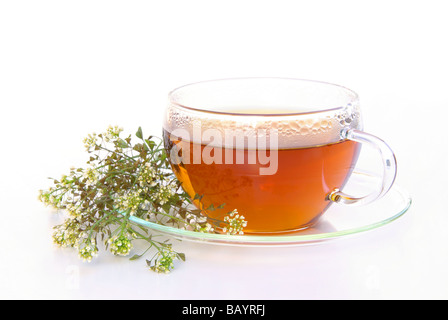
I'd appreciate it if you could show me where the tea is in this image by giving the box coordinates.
[164,129,360,233]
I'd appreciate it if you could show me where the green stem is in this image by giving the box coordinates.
[87,208,121,239]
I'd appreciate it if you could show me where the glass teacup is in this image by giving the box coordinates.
[163,78,396,234]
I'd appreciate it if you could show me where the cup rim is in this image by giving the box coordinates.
[168,77,359,117]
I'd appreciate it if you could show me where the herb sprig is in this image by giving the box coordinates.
[38,126,247,272]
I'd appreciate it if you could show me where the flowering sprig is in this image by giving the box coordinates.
[39,126,246,272]
[148,246,179,273]
[108,234,133,256]
[222,210,248,235]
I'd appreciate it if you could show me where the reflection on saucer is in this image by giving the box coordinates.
[301,220,337,235]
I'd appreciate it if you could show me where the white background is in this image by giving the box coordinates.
[1,0,447,299]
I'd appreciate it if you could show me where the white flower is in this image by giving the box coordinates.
[108,234,133,256]
[116,189,144,215]
[83,167,99,186]
[150,247,177,273]
[103,125,123,142]
[83,133,98,151]
[223,209,247,235]
[138,162,157,187]
[151,185,175,205]
[78,243,98,262]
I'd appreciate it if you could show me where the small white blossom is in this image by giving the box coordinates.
[78,243,99,262]
[138,162,157,187]
[150,247,177,273]
[52,220,81,248]
[108,234,133,256]
[83,167,99,186]
[116,189,144,215]
[83,133,98,151]
[151,185,175,205]
[103,125,123,142]
[223,209,247,235]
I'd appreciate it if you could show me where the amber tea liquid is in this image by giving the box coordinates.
[164,130,360,233]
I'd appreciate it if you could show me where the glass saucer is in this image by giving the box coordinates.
[128,170,411,247]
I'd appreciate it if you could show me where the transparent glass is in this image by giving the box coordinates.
[162,78,399,234]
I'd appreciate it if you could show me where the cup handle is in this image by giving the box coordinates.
[327,128,397,206]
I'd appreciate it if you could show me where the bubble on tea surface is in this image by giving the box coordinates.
[164,102,362,149]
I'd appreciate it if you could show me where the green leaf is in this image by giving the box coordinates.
[177,253,186,262]
[133,143,143,152]
[145,139,156,150]
[193,194,203,201]
[117,138,129,148]
[136,127,143,140]
[130,254,144,261]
